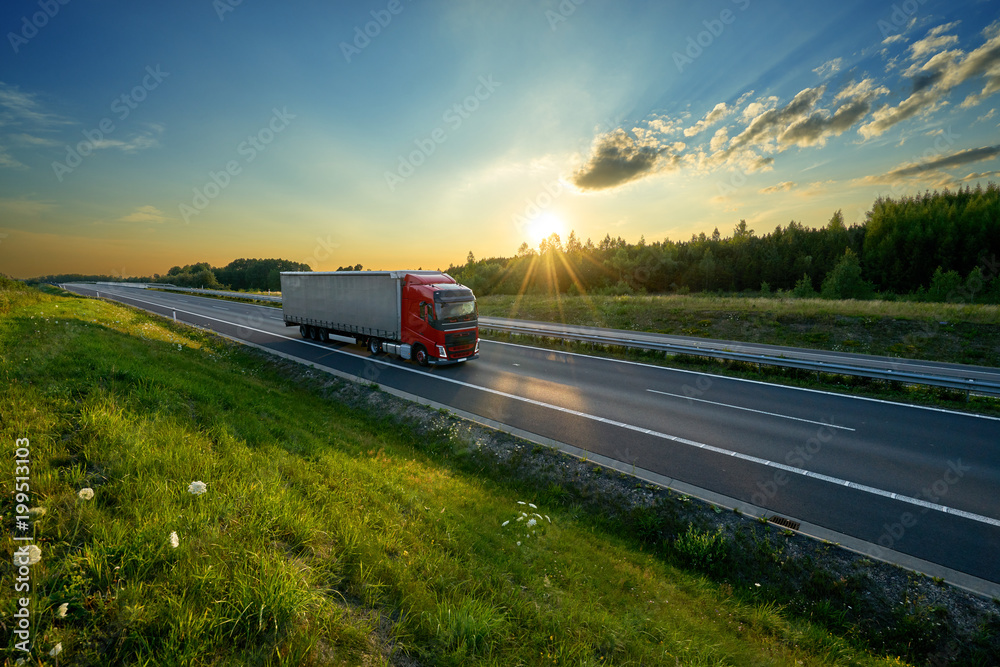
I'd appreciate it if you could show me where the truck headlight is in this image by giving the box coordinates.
[437,345,447,358]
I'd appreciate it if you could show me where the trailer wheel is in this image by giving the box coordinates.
[299,325,308,339]
[413,345,429,367]
[368,338,382,355]
[316,328,328,343]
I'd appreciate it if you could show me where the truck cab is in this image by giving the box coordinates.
[402,273,479,365]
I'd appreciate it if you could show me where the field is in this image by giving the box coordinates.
[3,279,999,665]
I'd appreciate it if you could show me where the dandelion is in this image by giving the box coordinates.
[78,487,94,500]
[169,531,180,548]
[187,481,207,495]
[28,507,47,519]
[14,545,42,566]
[57,603,69,618]
[49,642,62,658]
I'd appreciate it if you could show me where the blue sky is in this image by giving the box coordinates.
[1,0,998,278]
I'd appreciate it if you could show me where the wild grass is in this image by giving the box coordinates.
[479,293,1000,369]
[0,278,950,665]
[482,293,1000,326]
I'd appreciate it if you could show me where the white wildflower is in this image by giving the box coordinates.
[187,481,207,495]
[78,487,94,500]
[501,520,509,527]
[169,531,179,548]
[529,503,537,509]
[57,602,69,618]
[516,541,521,546]
[49,642,62,657]
[517,501,525,505]
[14,545,42,566]
[526,518,537,528]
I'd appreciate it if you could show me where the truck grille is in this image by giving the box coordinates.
[445,330,477,357]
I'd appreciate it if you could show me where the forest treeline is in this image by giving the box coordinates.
[448,184,1000,303]
[28,258,311,291]
[23,185,1000,303]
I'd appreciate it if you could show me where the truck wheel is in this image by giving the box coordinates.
[299,325,308,339]
[413,345,429,367]
[368,338,382,355]
[316,328,328,343]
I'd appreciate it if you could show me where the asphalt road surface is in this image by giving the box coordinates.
[63,283,1000,595]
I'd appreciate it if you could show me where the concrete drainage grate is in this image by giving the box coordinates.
[768,515,801,531]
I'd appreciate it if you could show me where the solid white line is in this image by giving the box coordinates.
[487,339,1000,422]
[646,389,856,431]
[80,287,1000,529]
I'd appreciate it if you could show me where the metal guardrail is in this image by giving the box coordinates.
[144,284,283,303]
[479,320,1000,398]
[86,283,1000,398]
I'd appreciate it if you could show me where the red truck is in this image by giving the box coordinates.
[280,270,479,365]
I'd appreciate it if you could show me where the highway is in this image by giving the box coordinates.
[63,283,1000,595]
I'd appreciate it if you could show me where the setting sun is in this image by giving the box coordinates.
[525,212,568,247]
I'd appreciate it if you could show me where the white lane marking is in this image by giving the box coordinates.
[647,389,856,431]
[84,286,1000,418]
[487,339,1000,422]
[78,287,1000,529]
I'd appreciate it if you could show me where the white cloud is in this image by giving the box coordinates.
[683,102,732,137]
[759,181,796,194]
[117,205,167,223]
[812,58,843,78]
[860,23,1000,138]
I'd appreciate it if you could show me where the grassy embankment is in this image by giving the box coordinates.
[1,278,993,665]
[478,294,1000,413]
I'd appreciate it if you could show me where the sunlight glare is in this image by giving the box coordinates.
[525,212,567,247]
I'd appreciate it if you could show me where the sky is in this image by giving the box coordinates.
[1,0,999,279]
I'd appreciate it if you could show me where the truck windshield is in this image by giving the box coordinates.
[436,300,477,324]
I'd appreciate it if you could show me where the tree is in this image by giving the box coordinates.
[792,273,816,298]
[821,249,872,300]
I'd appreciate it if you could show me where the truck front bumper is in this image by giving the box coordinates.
[429,353,479,366]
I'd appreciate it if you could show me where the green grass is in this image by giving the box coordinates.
[479,293,1000,368]
[0,278,977,665]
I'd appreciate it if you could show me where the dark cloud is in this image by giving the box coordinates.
[571,129,682,191]
[779,97,874,147]
[861,26,1000,137]
[863,145,1000,185]
[888,144,1000,177]
[728,86,825,151]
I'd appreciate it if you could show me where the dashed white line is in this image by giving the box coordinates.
[647,389,855,431]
